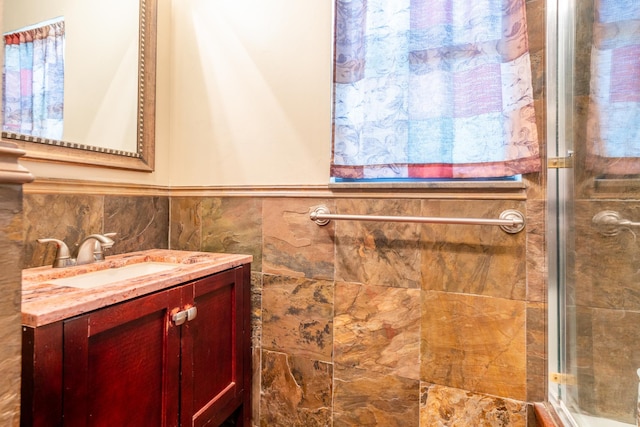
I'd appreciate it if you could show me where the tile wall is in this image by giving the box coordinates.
[21,191,546,426]
[169,194,547,426]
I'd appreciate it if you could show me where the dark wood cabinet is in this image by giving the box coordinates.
[21,264,251,427]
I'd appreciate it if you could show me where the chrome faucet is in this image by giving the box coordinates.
[91,232,117,262]
[36,238,75,268]
[75,234,115,265]
[38,233,116,268]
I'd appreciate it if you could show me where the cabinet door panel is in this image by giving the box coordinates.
[63,287,182,427]
[182,268,244,427]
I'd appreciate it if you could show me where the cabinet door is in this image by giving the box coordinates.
[180,267,245,427]
[62,287,183,427]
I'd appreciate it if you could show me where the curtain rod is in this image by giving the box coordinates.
[309,206,525,234]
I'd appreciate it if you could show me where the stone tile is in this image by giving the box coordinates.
[251,272,263,350]
[249,272,263,425]
[529,48,546,101]
[521,97,547,202]
[574,200,640,310]
[526,200,546,302]
[104,196,169,254]
[0,185,23,425]
[170,196,202,251]
[420,200,527,300]
[527,302,546,402]
[260,350,332,427]
[525,0,546,54]
[201,197,262,272]
[252,347,261,425]
[262,275,333,362]
[333,363,420,426]
[334,282,420,380]
[335,199,422,289]
[263,199,335,279]
[574,0,594,97]
[420,383,528,426]
[590,308,640,424]
[23,193,104,268]
[573,306,597,414]
[421,291,527,400]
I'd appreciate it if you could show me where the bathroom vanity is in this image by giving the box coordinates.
[20,250,252,427]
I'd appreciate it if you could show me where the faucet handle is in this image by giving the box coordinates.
[37,238,75,268]
[93,233,117,261]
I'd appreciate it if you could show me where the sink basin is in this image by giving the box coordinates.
[49,262,181,289]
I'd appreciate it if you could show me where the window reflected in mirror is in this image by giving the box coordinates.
[1,0,149,169]
[3,18,65,140]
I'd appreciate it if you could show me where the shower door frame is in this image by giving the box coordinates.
[547,0,580,424]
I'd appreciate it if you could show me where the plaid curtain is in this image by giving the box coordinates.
[586,0,640,175]
[3,20,65,140]
[331,0,540,179]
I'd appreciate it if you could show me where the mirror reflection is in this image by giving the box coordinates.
[2,0,155,169]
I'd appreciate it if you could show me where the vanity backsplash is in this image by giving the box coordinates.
[23,194,169,269]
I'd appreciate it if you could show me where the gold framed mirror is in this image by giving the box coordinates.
[1,0,157,172]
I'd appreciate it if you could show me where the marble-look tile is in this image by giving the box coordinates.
[252,347,261,426]
[574,200,640,310]
[0,185,23,425]
[525,0,545,55]
[251,272,263,350]
[263,199,335,280]
[527,302,546,402]
[201,197,262,272]
[104,196,169,254]
[420,383,527,426]
[571,305,597,415]
[420,200,527,300]
[421,291,527,400]
[23,193,104,268]
[335,199,421,289]
[333,363,420,426]
[260,350,332,427]
[574,0,594,97]
[526,199,546,302]
[250,271,263,425]
[170,196,202,251]
[262,275,333,362]
[334,282,420,380]
[522,97,548,201]
[590,308,640,424]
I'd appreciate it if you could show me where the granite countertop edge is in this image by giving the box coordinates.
[22,249,253,328]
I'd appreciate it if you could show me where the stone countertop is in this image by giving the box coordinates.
[22,249,252,328]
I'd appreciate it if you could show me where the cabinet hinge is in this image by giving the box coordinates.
[550,372,576,385]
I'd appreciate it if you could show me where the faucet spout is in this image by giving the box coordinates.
[76,234,115,265]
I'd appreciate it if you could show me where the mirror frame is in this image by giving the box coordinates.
[1,0,157,172]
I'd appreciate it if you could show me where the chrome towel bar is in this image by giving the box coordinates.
[309,206,526,234]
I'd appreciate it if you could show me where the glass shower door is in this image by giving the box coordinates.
[551,0,640,425]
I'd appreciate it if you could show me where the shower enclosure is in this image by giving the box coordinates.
[549,0,640,426]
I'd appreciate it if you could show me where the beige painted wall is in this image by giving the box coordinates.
[168,0,333,186]
[4,0,138,152]
[19,0,333,187]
